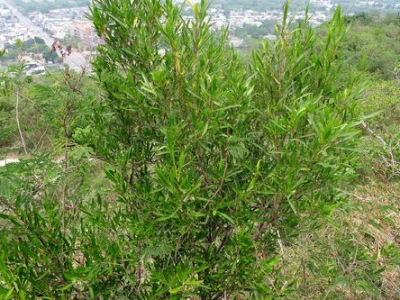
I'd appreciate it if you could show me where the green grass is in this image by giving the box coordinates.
[277,78,400,299]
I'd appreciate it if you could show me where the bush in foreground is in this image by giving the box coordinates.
[0,1,366,298]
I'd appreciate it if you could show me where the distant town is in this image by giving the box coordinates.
[1,0,399,72]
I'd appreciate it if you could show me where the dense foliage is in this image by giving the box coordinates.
[0,37,58,63]
[12,0,90,13]
[0,1,399,299]
[342,12,400,80]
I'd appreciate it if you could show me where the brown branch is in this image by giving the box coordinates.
[15,85,28,156]
[360,120,400,174]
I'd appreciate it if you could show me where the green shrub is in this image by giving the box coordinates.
[0,1,367,298]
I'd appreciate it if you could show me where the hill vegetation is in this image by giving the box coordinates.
[212,0,399,12]
[12,0,90,13]
[0,0,399,299]
[342,12,400,80]
[212,0,309,11]
[0,37,58,64]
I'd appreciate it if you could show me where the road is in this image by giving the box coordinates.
[64,51,91,73]
[0,0,89,72]
[0,157,19,167]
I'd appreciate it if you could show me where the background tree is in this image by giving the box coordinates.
[341,12,400,80]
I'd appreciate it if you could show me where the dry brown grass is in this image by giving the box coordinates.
[278,182,400,299]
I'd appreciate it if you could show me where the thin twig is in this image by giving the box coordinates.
[15,85,28,156]
[360,120,400,174]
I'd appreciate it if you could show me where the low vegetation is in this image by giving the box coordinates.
[0,0,399,299]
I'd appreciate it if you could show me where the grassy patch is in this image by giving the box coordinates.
[280,182,400,299]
